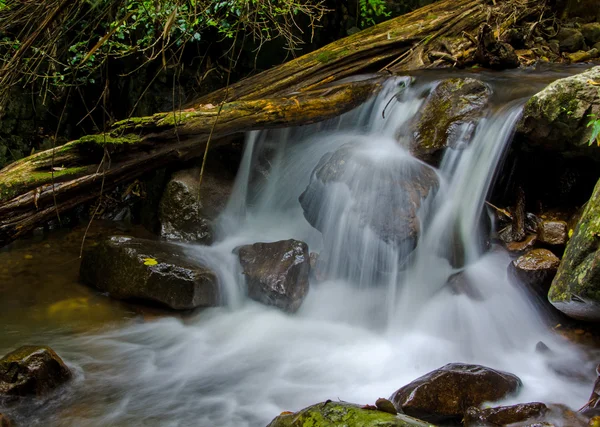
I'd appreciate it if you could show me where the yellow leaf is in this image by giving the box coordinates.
[568,229,574,238]
[143,258,158,266]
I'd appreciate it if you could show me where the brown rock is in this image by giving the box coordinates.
[389,363,522,423]
[508,249,560,295]
[506,234,537,253]
[237,239,310,313]
[0,414,14,427]
[464,402,547,426]
[538,220,568,245]
[0,345,71,399]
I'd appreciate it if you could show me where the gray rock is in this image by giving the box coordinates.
[508,249,560,296]
[0,346,71,399]
[557,28,585,53]
[515,66,600,161]
[237,239,310,313]
[411,78,491,163]
[549,178,600,321]
[464,402,548,427]
[389,363,522,424]
[80,236,220,310]
[159,166,233,244]
[299,144,438,271]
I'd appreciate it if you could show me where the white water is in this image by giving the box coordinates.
[34,75,597,426]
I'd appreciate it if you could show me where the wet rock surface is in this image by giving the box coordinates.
[266,401,432,427]
[236,239,310,313]
[463,402,548,426]
[411,78,491,163]
[389,363,522,423]
[508,249,560,296]
[299,144,438,269]
[515,66,600,161]
[537,219,568,245]
[159,166,234,244]
[549,178,600,321]
[0,345,71,399]
[80,236,220,310]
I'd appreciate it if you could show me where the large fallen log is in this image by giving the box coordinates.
[0,0,548,246]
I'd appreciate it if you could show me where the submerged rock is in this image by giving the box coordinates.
[299,144,438,275]
[508,249,560,296]
[463,402,548,426]
[515,66,600,161]
[80,236,219,310]
[549,178,600,321]
[389,363,522,424]
[0,345,71,399]
[266,401,432,427]
[411,78,491,163]
[236,239,309,313]
[159,166,233,244]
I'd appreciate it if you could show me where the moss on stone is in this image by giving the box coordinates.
[267,401,435,427]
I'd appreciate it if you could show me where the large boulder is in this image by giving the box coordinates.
[582,23,600,46]
[236,239,310,313]
[463,402,548,426]
[0,346,71,399]
[389,363,522,424]
[549,178,600,321]
[557,28,585,53]
[80,236,220,310]
[411,78,491,163]
[159,166,233,244]
[515,66,600,161]
[266,401,432,427]
[508,249,560,296]
[299,144,438,275]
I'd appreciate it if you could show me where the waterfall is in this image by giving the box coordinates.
[47,74,594,427]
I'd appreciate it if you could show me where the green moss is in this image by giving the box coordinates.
[315,49,350,64]
[78,133,141,146]
[0,165,88,202]
[267,402,435,427]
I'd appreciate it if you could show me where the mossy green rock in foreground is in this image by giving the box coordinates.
[0,345,71,398]
[549,178,600,321]
[515,66,600,160]
[266,401,435,427]
[80,236,220,310]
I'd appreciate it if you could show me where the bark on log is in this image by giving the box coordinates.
[0,0,549,247]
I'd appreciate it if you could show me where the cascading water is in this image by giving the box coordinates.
[22,72,598,427]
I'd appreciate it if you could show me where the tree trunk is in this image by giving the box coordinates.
[0,0,548,247]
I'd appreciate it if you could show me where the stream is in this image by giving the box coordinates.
[1,67,599,426]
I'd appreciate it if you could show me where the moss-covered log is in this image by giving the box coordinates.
[0,79,379,246]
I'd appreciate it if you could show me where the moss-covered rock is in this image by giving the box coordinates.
[557,28,585,53]
[80,236,220,310]
[515,66,600,161]
[582,23,600,45]
[236,239,310,313]
[464,402,548,426]
[549,178,600,321]
[266,401,435,427]
[411,78,491,163]
[0,345,71,399]
[389,363,522,424]
[159,166,234,244]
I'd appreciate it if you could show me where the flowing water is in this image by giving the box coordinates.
[1,67,599,426]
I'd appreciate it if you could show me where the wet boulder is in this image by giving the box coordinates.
[266,401,432,427]
[549,178,600,321]
[515,66,600,161]
[159,166,233,244]
[80,236,219,310]
[236,239,309,313]
[411,78,491,163]
[464,402,548,426]
[299,144,438,274]
[389,363,522,424]
[0,346,71,399]
[538,219,568,245]
[508,249,560,296]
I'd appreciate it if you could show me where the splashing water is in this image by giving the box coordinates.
[16,72,598,426]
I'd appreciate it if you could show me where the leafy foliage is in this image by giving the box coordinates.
[588,114,600,147]
[358,0,391,28]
